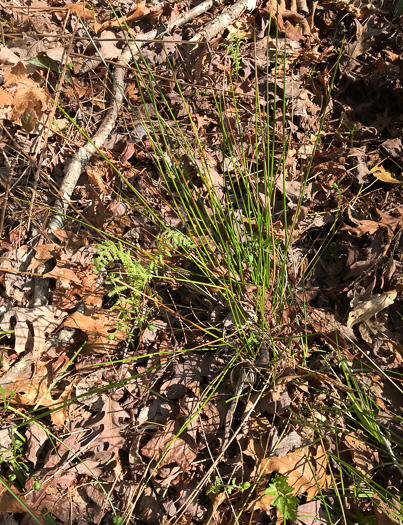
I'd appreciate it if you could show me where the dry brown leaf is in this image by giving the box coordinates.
[27,244,61,271]
[297,500,322,525]
[342,207,403,237]
[142,418,198,469]
[3,62,26,86]
[98,30,122,61]
[64,2,95,20]
[0,482,27,513]
[43,264,81,287]
[0,246,32,303]
[86,161,110,194]
[26,422,48,466]
[341,218,380,236]
[343,433,378,476]
[371,164,403,184]
[296,366,356,393]
[0,47,21,65]
[0,75,49,123]
[85,397,128,452]
[62,310,126,351]
[226,15,255,39]
[5,361,54,407]
[255,444,331,512]
[347,290,398,327]
[0,306,64,358]
[51,382,74,427]
[373,494,402,525]
[95,1,148,33]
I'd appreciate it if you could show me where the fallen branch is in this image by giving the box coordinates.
[48,0,216,233]
[190,0,257,43]
[48,0,258,233]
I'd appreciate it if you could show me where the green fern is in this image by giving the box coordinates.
[220,33,246,78]
[93,232,194,335]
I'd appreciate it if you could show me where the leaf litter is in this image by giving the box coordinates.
[0,0,402,524]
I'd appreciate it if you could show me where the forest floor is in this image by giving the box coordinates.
[0,1,402,524]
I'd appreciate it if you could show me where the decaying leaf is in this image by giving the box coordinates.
[0,306,64,358]
[347,290,398,327]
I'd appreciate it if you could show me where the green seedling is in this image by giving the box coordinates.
[220,32,246,78]
[264,474,299,522]
[206,476,251,496]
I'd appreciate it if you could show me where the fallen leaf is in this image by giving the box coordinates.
[62,310,126,351]
[0,482,27,513]
[26,422,48,466]
[51,382,74,427]
[5,361,55,407]
[95,1,148,33]
[343,432,378,476]
[142,418,198,469]
[0,75,49,123]
[0,428,13,462]
[371,164,403,184]
[27,244,60,271]
[297,500,323,525]
[254,444,331,512]
[347,290,398,328]
[43,263,81,287]
[98,31,122,61]
[0,306,64,358]
[84,397,129,452]
[64,2,95,20]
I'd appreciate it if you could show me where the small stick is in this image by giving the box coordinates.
[0,151,13,239]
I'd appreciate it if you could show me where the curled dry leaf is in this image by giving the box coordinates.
[347,290,398,328]
[371,164,403,184]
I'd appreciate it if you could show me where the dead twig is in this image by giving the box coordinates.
[47,0,216,235]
